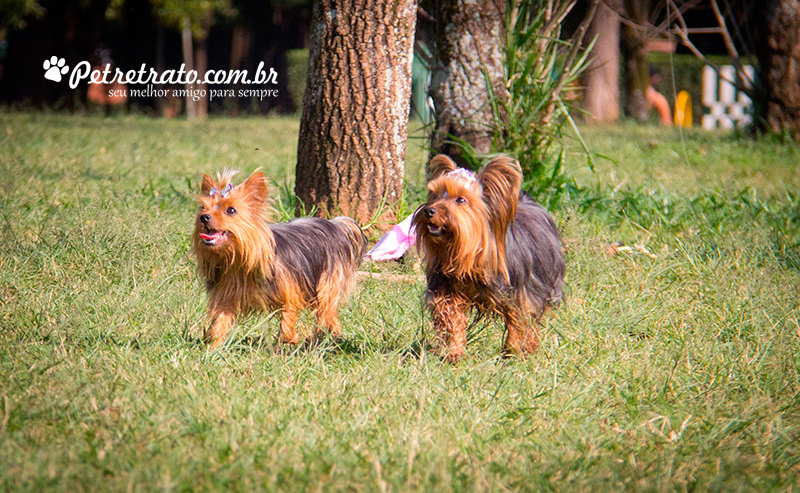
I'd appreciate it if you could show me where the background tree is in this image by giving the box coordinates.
[149,0,234,118]
[582,0,621,123]
[0,0,42,92]
[295,0,417,224]
[601,0,694,123]
[0,0,42,31]
[620,0,652,123]
[753,0,800,139]
[667,0,800,140]
[225,0,311,115]
[426,0,506,170]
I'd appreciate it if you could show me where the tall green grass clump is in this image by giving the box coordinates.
[486,0,596,201]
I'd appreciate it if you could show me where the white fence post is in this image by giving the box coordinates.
[701,65,754,130]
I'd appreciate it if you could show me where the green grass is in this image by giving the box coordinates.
[568,124,800,197]
[1,112,799,491]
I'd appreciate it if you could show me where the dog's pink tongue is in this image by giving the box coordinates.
[200,232,221,241]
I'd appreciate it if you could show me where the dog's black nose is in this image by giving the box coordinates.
[423,206,436,218]
[200,214,211,224]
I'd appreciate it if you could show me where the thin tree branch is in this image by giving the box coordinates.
[666,0,753,98]
[542,0,599,124]
[711,0,754,88]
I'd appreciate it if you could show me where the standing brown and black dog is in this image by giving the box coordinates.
[193,170,366,349]
[412,155,565,362]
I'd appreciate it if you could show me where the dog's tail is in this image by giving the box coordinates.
[332,216,368,266]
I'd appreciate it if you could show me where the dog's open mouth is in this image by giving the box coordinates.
[427,224,446,237]
[199,229,228,246]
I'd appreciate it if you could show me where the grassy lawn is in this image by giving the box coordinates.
[1,112,798,491]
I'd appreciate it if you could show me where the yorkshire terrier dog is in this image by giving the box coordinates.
[193,170,367,349]
[412,155,565,362]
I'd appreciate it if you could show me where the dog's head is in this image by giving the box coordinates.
[193,170,273,277]
[412,154,522,280]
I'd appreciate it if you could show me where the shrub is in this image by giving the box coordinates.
[483,0,596,205]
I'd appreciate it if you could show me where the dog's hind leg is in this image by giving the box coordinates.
[314,306,342,340]
[279,307,301,345]
[502,308,540,357]
[314,270,345,339]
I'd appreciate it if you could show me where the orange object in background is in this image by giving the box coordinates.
[87,64,127,106]
[674,90,692,127]
[647,85,672,126]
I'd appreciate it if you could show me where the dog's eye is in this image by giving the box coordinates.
[226,206,236,215]
[455,197,467,204]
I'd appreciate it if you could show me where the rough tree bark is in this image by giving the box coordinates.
[756,0,800,140]
[428,0,506,170]
[295,0,417,224]
[582,1,621,123]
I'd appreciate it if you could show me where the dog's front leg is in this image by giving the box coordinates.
[205,310,235,349]
[430,292,468,363]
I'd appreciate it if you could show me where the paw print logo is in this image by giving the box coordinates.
[43,56,69,82]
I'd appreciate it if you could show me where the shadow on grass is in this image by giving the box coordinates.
[203,332,430,363]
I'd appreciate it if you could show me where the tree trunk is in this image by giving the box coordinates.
[261,5,297,114]
[582,1,620,123]
[194,11,213,119]
[195,36,209,118]
[620,0,650,122]
[756,0,800,139]
[428,0,506,170]
[295,0,417,224]
[227,25,253,115]
[156,24,166,115]
[181,17,197,119]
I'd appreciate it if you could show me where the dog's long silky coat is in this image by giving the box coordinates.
[412,155,564,362]
[193,170,366,349]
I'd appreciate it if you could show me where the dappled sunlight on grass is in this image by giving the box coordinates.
[0,114,798,490]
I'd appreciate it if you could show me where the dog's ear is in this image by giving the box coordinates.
[427,154,459,180]
[240,171,268,207]
[200,174,217,196]
[478,156,522,241]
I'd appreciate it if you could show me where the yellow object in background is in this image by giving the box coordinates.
[675,90,692,127]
